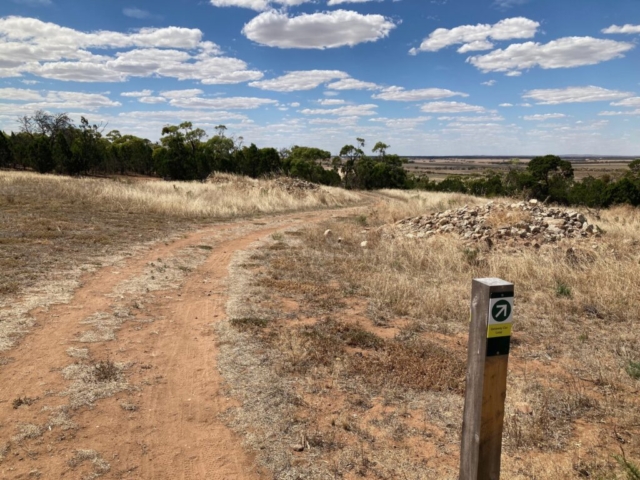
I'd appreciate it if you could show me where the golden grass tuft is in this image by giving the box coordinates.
[0,171,360,218]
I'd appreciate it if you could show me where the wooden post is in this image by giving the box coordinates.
[459,278,514,480]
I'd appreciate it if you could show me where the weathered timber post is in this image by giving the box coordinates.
[459,278,514,480]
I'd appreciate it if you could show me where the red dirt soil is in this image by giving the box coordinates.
[0,207,365,479]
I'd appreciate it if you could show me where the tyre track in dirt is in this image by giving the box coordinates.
[0,203,370,479]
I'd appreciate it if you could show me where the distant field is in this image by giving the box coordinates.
[404,158,636,181]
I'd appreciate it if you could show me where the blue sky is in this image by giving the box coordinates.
[1,0,639,155]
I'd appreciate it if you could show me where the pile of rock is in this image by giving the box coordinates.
[396,200,601,247]
[273,177,320,194]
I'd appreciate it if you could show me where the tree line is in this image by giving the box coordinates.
[0,111,407,190]
[417,155,640,208]
[0,110,638,208]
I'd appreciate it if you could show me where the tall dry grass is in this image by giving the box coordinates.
[218,190,640,479]
[0,171,362,218]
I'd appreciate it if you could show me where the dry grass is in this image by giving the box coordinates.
[218,191,640,479]
[0,171,359,218]
[0,170,362,354]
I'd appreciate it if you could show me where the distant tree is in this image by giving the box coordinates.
[0,131,13,168]
[68,117,105,175]
[31,135,55,173]
[52,132,73,173]
[372,141,390,157]
[527,155,574,201]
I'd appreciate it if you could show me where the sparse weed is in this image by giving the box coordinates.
[12,396,35,409]
[626,360,640,380]
[230,317,268,330]
[555,280,572,298]
[92,360,120,383]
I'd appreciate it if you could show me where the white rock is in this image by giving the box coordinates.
[324,229,332,237]
[360,241,368,248]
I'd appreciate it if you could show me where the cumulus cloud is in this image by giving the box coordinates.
[249,70,348,91]
[209,0,312,11]
[499,103,513,107]
[369,116,432,128]
[168,96,278,110]
[409,17,539,55]
[300,104,378,116]
[523,113,567,121]
[0,16,262,84]
[138,96,167,104]
[437,115,504,122]
[420,101,486,113]
[611,97,640,107]
[160,89,204,99]
[0,87,120,110]
[602,24,640,35]
[598,109,640,116]
[121,90,153,97]
[522,86,634,105]
[242,10,396,49]
[326,78,379,90]
[372,86,467,101]
[482,80,497,86]
[318,99,347,105]
[467,37,634,75]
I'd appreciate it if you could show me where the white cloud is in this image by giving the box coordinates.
[121,90,153,97]
[290,102,300,107]
[499,103,513,107]
[242,10,396,49]
[0,87,47,102]
[249,70,348,91]
[160,89,204,99]
[308,116,360,126]
[610,97,640,107]
[300,104,378,116]
[602,24,640,35]
[0,87,120,110]
[122,8,159,20]
[326,78,379,90]
[523,113,567,121]
[467,37,634,75]
[209,0,313,11]
[138,96,167,104]
[437,115,504,122]
[168,96,278,110]
[482,80,497,86]
[598,109,640,116]
[369,116,432,128]
[0,17,262,84]
[372,86,467,101]
[318,99,347,105]
[420,101,486,113]
[410,17,539,54]
[210,0,269,10]
[522,86,634,104]
[493,0,529,8]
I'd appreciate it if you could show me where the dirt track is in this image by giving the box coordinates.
[0,205,366,479]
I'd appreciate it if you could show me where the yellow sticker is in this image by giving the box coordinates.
[487,323,512,338]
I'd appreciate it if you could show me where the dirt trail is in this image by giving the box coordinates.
[0,204,367,479]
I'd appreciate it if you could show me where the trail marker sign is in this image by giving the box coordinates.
[460,278,514,480]
[487,295,514,340]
